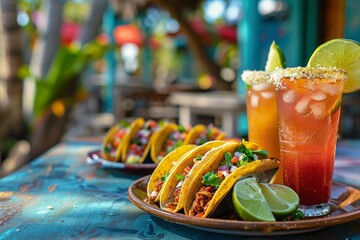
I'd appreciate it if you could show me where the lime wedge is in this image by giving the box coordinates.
[259,183,299,219]
[232,177,275,222]
[265,41,287,71]
[307,38,360,93]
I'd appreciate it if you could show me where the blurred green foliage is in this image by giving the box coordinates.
[18,40,110,118]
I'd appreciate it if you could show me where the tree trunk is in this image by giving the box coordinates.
[79,0,108,46]
[0,0,25,140]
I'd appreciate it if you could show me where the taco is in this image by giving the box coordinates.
[147,144,197,202]
[150,122,192,164]
[186,124,226,145]
[101,118,143,161]
[159,140,227,212]
[121,119,162,164]
[183,140,280,218]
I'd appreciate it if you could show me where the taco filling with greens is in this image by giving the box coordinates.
[164,154,203,210]
[102,120,131,161]
[188,142,269,217]
[125,120,160,163]
[156,124,188,162]
[193,124,225,145]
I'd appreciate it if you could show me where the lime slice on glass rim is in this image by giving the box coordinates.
[232,177,275,222]
[307,38,360,93]
[265,41,287,71]
[259,183,299,219]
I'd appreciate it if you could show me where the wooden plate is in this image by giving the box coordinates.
[128,175,360,236]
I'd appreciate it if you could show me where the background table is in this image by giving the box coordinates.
[168,91,246,137]
[0,139,359,239]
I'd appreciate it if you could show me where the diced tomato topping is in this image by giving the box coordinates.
[116,130,126,138]
[184,166,191,174]
[113,138,121,148]
[130,143,137,151]
[148,120,157,129]
[231,156,239,164]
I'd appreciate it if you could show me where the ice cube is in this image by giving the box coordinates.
[252,83,270,91]
[309,102,327,119]
[282,90,295,103]
[295,97,310,114]
[317,84,341,96]
[260,91,275,99]
[250,94,259,107]
[312,92,327,101]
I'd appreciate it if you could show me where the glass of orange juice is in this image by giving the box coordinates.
[242,71,280,159]
[271,66,346,217]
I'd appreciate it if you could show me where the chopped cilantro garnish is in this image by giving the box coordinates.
[161,173,170,182]
[198,138,208,145]
[252,149,269,158]
[119,120,130,128]
[207,128,214,137]
[202,171,222,189]
[175,174,185,181]
[235,139,268,164]
[131,138,142,145]
[224,152,233,168]
[166,140,184,153]
[194,154,203,161]
[178,125,186,133]
[282,209,305,221]
[103,146,110,154]
[238,156,250,167]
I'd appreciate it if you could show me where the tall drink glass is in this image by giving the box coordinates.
[242,71,280,159]
[271,67,346,217]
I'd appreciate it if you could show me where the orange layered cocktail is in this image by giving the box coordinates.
[242,71,280,159]
[271,66,346,217]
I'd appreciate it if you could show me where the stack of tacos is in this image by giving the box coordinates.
[146,140,280,218]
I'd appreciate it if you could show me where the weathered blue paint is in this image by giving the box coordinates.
[0,139,359,239]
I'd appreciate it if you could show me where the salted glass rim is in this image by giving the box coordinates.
[241,70,270,85]
[270,66,347,87]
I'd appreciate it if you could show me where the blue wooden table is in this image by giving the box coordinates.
[0,138,360,240]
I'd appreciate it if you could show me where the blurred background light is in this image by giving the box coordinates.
[204,0,226,23]
[17,11,30,27]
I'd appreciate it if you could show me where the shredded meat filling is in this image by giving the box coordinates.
[165,185,182,210]
[189,186,215,217]
[150,179,163,200]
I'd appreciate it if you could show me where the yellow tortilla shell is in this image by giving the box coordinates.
[183,141,280,217]
[101,125,121,160]
[147,144,197,202]
[115,118,145,162]
[150,122,180,164]
[185,124,226,145]
[159,140,227,212]
[121,119,161,163]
